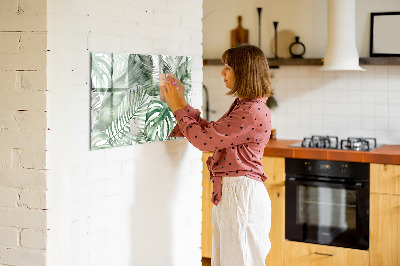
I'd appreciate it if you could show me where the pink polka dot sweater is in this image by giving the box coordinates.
[169,97,272,206]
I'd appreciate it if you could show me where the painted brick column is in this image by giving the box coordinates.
[0,0,48,265]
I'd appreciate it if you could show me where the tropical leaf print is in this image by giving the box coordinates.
[91,86,151,149]
[145,98,176,142]
[90,52,192,150]
[108,87,150,145]
[91,53,112,90]
[112,53,130,88]
[91,91,127,131]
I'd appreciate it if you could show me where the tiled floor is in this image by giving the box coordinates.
[202,257,211,266]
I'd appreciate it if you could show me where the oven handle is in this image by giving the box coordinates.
[286,177,364,189]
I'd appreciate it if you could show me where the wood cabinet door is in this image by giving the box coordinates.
[201,152,213,258]
[262,156,285,186]
[370,193,400,266]
[370,163,400,195]
[264,184,284,266]
[284,241,369,266]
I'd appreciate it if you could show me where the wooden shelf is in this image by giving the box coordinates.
[203,58,323,67]
[359,57,400,65]
[203,57,400,67]
[268,58,322,67]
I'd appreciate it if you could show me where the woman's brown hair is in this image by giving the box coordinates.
[221,44,273,99]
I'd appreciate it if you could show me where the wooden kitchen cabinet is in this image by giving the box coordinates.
[201,154,286,266]
[370,163,400,195]
[284,241,369,266]
[370,193,400,266]
[202,152,213,258]
[264,184,284,266]
[370,163,400,266]
[261,156,285,186]
[262,156,285,266]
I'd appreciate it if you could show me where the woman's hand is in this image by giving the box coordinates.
[171,76,187,108]
[160,75,186,113]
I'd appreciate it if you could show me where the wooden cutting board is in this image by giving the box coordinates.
[231,16,249,48]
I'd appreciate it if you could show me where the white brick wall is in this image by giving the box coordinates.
[0,227,19,247]
[21,229,47,250]
[47,1,203,266]
[0,0,48,265]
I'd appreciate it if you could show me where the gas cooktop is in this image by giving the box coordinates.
[289,135,383,151]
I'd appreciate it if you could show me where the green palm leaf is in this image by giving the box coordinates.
[112,53,130,88]
[91,91,127,131]
[105,87,151,147]
[91,129,111,149]
[145,98,176,142]
[128,54,158,96]
[91,53,112,90]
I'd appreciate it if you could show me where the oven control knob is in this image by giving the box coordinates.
[340,164,347,174]
[304,162,312,171]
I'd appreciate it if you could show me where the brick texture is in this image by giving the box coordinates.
[0,0,47,264]
[0,247,46,266]
[0,187,19,208]
[0,227,19,247]
[0,208,47,230]
[21,229,46,249]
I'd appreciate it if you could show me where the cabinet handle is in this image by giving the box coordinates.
[314,252,335,257]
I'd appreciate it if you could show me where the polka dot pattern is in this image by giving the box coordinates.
[169,97,272,206]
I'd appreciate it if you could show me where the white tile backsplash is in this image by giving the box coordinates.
[203,64,400,145]
[374,90,388,104]
[389,117,400,131]
[375,104,389,117]
[272,65,400,143]
[374,65,388,77]
[374,77,388,91]
[388,91,400,104]
[388,76,400,91]
[389,104,400,117]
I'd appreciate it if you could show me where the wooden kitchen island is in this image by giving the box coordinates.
[201,140,400,266]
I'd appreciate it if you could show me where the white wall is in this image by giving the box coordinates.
[203,0,400,145]
[0,0,48,265]
[47,0,203,266]
[203,0,400,58]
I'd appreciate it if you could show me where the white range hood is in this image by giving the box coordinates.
[320,0,365,71]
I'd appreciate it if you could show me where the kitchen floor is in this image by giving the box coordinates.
[202,257,211,266]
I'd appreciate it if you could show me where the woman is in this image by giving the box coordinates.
[161,44,273,266]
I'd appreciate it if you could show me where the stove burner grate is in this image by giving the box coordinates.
[301,135,339,149]
[340,137,377,151]
[298,136,378,151]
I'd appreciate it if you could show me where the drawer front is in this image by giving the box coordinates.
[284,241,369,266]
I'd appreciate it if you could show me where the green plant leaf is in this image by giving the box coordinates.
[145,98,176,142]
[104,87,151,147]
[91,53,112,90]
[91,91,127,131]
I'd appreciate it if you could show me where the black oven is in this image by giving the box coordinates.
[285,158,369,250]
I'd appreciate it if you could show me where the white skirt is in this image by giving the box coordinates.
[212,176,271,266]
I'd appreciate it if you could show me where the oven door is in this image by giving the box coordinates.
[285,177,369,250]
